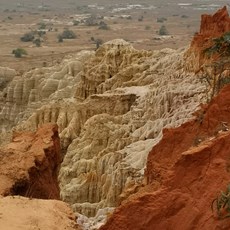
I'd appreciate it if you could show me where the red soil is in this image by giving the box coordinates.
[0,123,61,199]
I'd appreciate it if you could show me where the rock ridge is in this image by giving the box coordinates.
[185,6,230,72]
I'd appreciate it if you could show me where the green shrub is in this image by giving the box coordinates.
[33,38,41,47]
[59,28,76,39]
[98,21,109,30]
[20,32,34,42]
[12,48,27,58]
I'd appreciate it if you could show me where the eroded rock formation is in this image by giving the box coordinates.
[0,196,80,230]
[0,66,16,90]
[0,51,92,133]
[0,123,61,199]
[0,38,207,221]
[58,43,206,217]
[185,6,230,72]
[100,84,230,230]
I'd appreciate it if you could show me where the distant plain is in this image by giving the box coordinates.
[0,0,229,71]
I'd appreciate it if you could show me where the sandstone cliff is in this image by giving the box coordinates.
[185,6,230,72]
[0,124,61,199]
[100,80,230,230]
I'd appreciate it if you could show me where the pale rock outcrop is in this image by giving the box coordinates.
[0,39,206,221]
[75,39,152,100]
[56,44,205,217]
[0,66,16,90]
[0,51,93,132]
[0,66,17,136]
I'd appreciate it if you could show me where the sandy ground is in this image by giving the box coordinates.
[0,196,80,230]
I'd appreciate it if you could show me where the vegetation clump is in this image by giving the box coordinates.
[37,22,46,30]
[159,25,169,35]
[157,17,167,23]
[98,21,110,30]
[204,32,230,58]
[199,32,230,101]
[12,48,27,58]
[58,28,76,40]
[33,38,42,47]
[212,184,230,219]
[20,32,35,42]
[95,38,103,49]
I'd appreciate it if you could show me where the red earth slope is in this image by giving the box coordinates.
[0,123,61,199]
[100,75,230,230]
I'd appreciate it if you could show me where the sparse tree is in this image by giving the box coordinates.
[95,38,103,49]
[199,31,230,101]
[198,60,230,102]
[159,25,168,35]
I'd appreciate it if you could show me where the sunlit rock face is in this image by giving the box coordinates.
[0,39,206,219]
